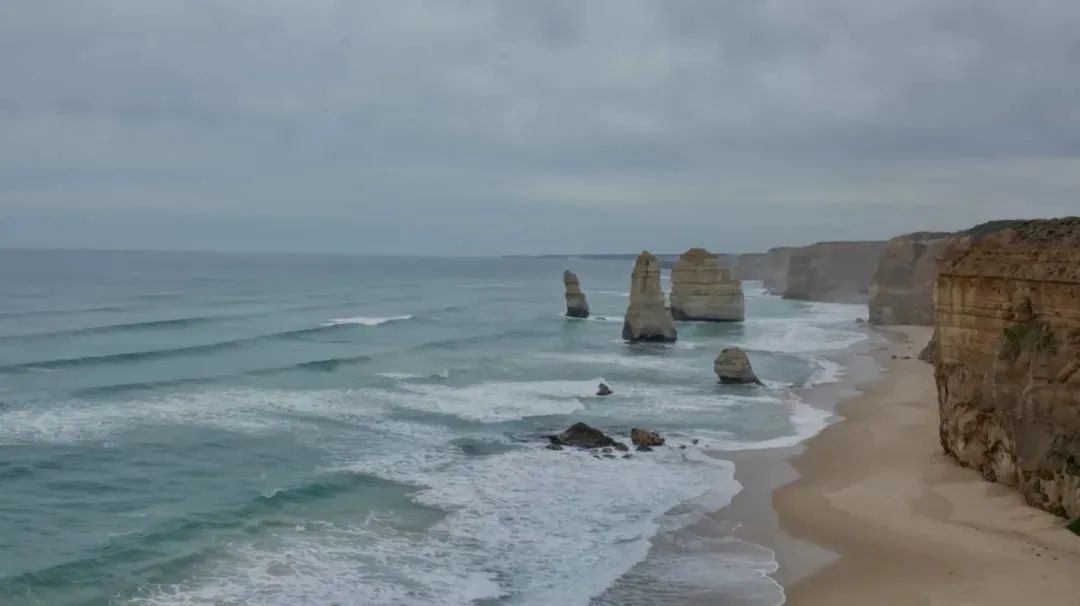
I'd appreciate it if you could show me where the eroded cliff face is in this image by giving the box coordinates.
[868,232,954,325]
[563,270,589,318]
[622,251,677,342]
[763,247,794,294]
[669,248,744,322]
[730,253,767,281]
[782,241,886,303]
[934,217,1080,519]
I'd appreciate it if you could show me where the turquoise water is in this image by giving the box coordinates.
[0,250,866,605]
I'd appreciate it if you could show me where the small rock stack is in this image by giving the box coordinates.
[563,270,589,318]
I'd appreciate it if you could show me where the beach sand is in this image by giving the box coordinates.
[774,325,1080,605]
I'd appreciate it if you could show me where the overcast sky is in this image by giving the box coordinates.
[2,0,1078,255]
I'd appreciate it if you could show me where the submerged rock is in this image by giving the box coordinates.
[551,422,618,449]
[630,428,665,447]
[714,347,763,385]
[669,248,745,322]
[622,251,677,343]
[596,382,612,396]
[564,270,590,318]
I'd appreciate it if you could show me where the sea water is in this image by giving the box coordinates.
[0,250,867,605]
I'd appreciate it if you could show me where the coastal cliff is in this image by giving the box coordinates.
[763,247,795,294]
[730,253,767,281]
[669,248,744,322]
[933,217,1080,519]
[868,232,953,325]
[869,222,1022,326]
[783,241,886,303]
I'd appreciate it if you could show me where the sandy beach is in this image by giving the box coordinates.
[774,326,1080,605]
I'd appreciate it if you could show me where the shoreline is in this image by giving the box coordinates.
[771,325,1080,603]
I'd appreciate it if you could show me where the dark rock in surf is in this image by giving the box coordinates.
[551,422,618,449]
[596,382,613,396]
[630,428,665,447]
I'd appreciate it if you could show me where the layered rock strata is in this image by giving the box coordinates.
[669,248,745,322]
[868,232,954,325]
[714,347,762,385]
[563,270,589,318]
[622,251,677,343]
[934,217,1080,519]
[869,222,1022,325]
[783,241,887,303]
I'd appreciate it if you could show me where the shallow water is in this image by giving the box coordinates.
[0,250,867,605]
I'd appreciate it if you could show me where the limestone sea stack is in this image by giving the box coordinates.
[934,217,1080,518]
[622,251,677,343]
[669,248,745,322]
[714,347,762,385]
[783,241,887,303]
[563,270,589,318]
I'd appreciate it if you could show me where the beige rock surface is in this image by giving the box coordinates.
[669,248,745,322]
[713,347,762,384]
[563,270,589,318]
[783,241,887,303]
[868,232,954,325]
[934,217,1080,518]
[763,247,795,294]
[622,251,677,342]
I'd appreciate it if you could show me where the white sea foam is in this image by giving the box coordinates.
[699,397,833,451]
[739,307,867,353]
[324,315,413,327]
[375,371,426,380]
[0,389,395,445]
[534,352,700,374]
[132,445,740,606]
[806,357,845,386]
[383,378,601,422]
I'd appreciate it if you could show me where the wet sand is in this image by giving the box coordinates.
[774,326,1080,605]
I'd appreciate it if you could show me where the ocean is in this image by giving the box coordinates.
[0,250,868,605]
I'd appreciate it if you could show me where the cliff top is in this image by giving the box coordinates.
[941,217,1080,283]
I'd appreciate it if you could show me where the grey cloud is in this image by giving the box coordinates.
[1,0,1078,254]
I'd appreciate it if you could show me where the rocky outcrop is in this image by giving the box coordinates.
[763,247,795,294]
[934,217,1080,519]
[596,382,612,396]
[868,232,954,325]
[669,248,745,322]
[622,251,677,343]
[918,329,938,364]
[630,428,665,447]
[550,422,624,450]
[714,347,762,385]
[563,270,589,318]
[783,241,887,303]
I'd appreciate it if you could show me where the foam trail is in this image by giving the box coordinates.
[324,315,413,327]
